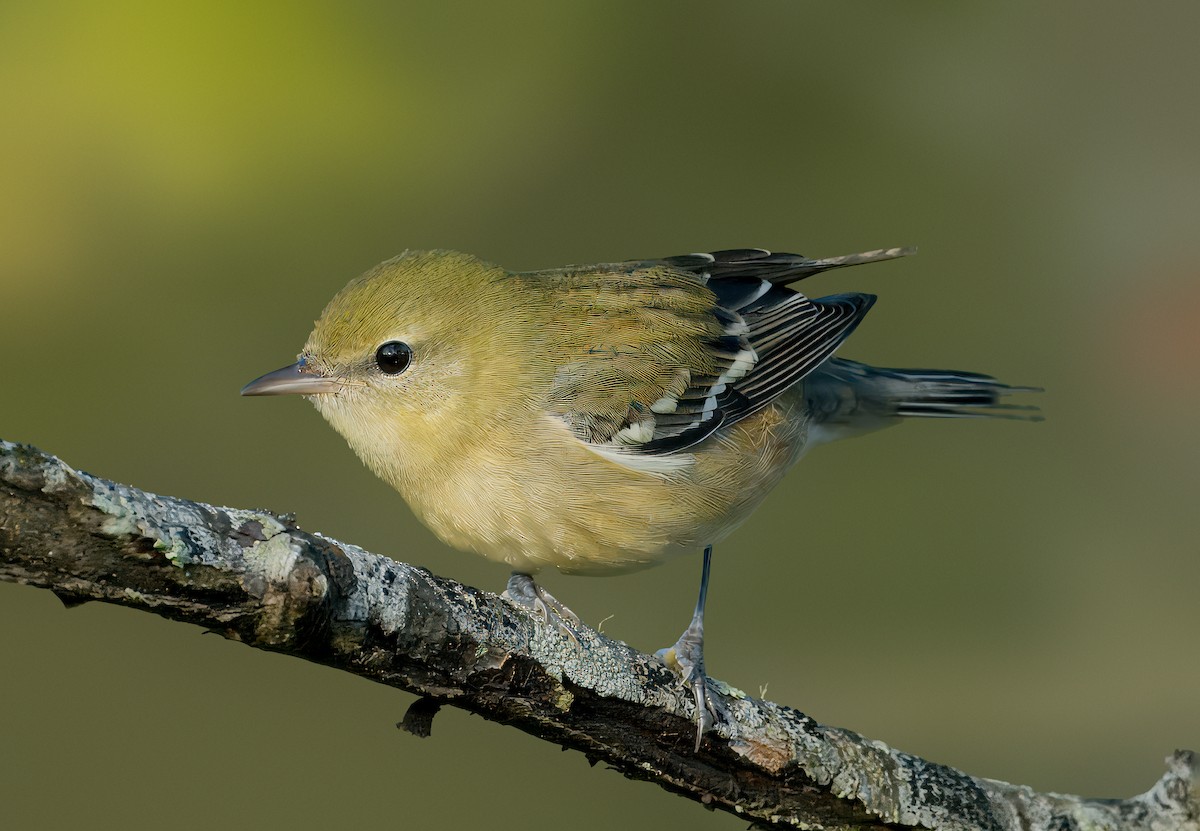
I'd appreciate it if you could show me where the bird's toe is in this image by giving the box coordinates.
[503,572,584,642]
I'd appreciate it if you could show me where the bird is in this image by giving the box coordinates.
[241,246,1038,749]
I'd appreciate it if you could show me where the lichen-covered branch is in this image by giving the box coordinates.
[1,439,1195,831]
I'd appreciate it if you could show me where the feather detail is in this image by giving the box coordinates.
[523,247,904,459]
[582,439,697,475]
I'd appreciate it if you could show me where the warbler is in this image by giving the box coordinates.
[242,247,1038,748]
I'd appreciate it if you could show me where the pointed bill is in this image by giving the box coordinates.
[241,361,340,396]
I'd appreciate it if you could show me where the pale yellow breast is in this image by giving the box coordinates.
[404,389,812,575]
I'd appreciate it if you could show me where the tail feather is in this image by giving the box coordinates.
[804,358,1041,444]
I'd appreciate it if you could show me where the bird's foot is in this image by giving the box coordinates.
[503,572,583,642]
[656,621,729,751]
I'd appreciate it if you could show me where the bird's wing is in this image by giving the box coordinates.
[630,246,912,286]
[530,247,908,461]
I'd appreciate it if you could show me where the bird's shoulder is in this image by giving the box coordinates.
[510,260,730,460]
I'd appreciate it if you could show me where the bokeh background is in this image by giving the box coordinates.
[2,2,1198,828]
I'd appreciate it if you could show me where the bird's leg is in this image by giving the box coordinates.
[656,544,727,750]
[503,572,583,642]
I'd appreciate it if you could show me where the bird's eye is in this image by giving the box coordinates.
[374,341,412,375]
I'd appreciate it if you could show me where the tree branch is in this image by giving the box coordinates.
[1,439,1195,830]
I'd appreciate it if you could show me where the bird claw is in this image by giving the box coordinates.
[657,627,728,751]
[503,572,583,643]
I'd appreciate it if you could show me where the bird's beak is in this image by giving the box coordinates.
[241,361,341,396]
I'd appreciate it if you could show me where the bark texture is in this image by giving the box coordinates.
[1,439,1195,830]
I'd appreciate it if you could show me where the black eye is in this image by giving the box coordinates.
[374,341,412,375]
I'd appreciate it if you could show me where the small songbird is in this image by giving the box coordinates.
[242,247,1037,748]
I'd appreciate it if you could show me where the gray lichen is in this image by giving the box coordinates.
[2,439,1197,831]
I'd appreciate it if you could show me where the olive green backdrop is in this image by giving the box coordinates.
[2,2,1197,829]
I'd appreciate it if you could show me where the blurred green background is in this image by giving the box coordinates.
[2,1,1198,828]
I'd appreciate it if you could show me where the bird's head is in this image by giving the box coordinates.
[242,250,525,487]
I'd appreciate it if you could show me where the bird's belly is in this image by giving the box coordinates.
[411,464,698,576]
[407,400,811,575]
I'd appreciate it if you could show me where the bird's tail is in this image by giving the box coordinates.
[803,358,1041,445]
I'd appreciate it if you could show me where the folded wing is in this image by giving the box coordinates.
[531,247,910,461]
